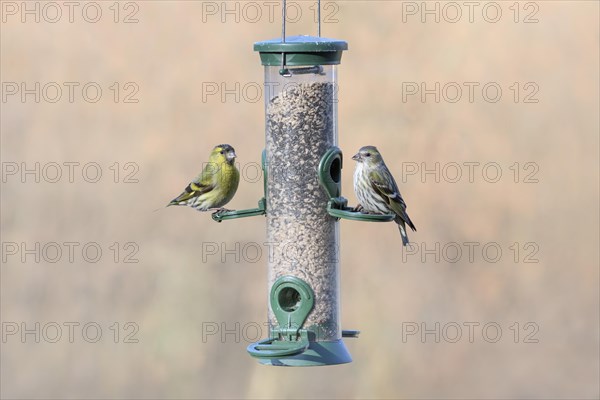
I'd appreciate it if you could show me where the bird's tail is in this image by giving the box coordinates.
[167,199,181,207]
[405,213,417,232]
[167,183,198,207]
[395,217,410,246]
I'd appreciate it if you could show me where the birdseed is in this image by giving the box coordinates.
[265,81,340,341]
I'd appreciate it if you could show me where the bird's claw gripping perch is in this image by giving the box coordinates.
[354,204,374,214]
[353,204,365,212]
[211,208,233,220]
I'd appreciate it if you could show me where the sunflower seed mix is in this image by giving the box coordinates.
[265,82,340,341]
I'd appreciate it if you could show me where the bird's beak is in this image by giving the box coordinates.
[352,153,361,161]
[227,151,236,162]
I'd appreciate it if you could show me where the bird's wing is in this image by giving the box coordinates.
[174,159,223,202]
[170,181,214,204]
[368,168,405,207]
[368,168,415,230]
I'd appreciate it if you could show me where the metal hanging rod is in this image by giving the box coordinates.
[280,0,322,76]
[282,0,321,42]
[317,0,321,37]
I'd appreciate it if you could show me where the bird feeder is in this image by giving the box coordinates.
[249,33,353,366]
[211,0,394,366]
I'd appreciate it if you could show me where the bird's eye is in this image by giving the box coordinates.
[365,152,371,157]
[220,151,224,155]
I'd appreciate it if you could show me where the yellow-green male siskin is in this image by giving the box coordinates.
[352,146,416,246]
[168,144,240,211]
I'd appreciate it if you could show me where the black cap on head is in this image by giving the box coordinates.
[215,144,234,152]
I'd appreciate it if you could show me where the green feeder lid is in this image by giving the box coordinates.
[254,35,348,66]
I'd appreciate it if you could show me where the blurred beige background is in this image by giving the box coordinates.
[1,1,598,399]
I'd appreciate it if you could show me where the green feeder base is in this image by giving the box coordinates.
[255,339,352,367]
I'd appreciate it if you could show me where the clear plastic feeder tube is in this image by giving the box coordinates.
[251,35,349,365]
[264,64,340,341]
